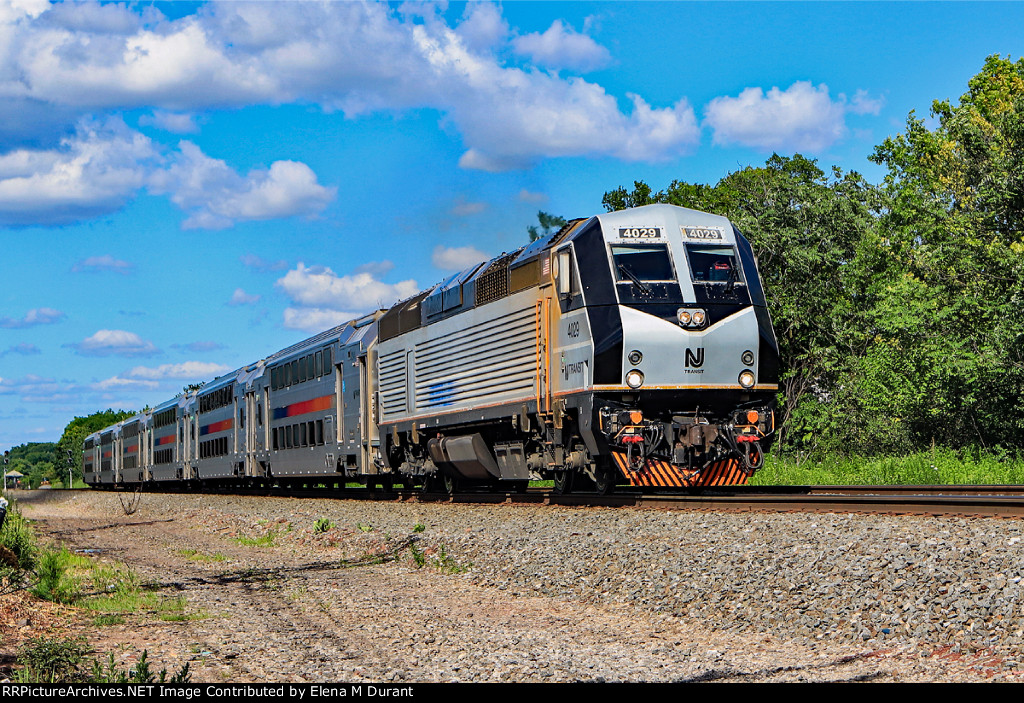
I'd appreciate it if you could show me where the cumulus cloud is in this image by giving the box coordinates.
[68,329,159,357]
[512,19,612,72]
[0,307,65,328]
[72,254,134,274]
[0,1,703,188]
[282,307,360,333]
[277,263,419,312]
[228,288,260,306]
[149,142,336,229]
[703,81,883,152]
[126,361,230,380]
[139,110,199,134]
[276,262,418,331]
[432,245,488,271]
[0,117,156,225]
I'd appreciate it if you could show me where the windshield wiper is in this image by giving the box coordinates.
[617,264,653,296]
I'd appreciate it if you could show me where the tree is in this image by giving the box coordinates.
[868,54,1024,450]
[527,211,567,242]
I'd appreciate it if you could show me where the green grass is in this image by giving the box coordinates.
[0,498,37,571]
[750,448,1024,486]
[234,530,277,547]
[175,548,227,562]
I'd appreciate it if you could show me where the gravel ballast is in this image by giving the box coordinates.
[11,489,1024,682]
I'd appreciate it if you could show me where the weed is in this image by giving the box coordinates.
[412,523,426,533]
[409,542,427,568]
[31,547,81,604]
[313,518,334,534]
[433,544,469,575]
[93,613,124,627]
[176,548,227,563]
[357,522,373,533]
[0,499,36,570]
[14,636,89,683]
[90,650,191,684]
[234,530,277,547]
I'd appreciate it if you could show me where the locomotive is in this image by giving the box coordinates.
[84,204,779,494]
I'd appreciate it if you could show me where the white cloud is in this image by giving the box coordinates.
[455,2,509,52]
[69,329,159,357]
[240,253,289,272]
[0,307,64,328]
[228,288,260,306]
[517,189,548,204]
[72,254,134,274]
[703,82,882,152]
[432,245,488,271]
[149,142,336,229]
[1,2,703,184]
[126,361,230,381]
[139,110,199,134]
[282,307,359,333]
[512,19,611,72]
[0,374,60,397]
[450,197,488,216]
[276,263,419,312]
[0,117,156,225]
[92,376,159,392]
[0,343,41,356]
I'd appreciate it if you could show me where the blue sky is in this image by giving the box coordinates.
[0,0,1020,451]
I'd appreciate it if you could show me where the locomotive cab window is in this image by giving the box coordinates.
[685,244,744,285]
[611,243,676,283]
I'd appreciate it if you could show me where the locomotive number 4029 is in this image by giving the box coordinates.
[618,227,662,239]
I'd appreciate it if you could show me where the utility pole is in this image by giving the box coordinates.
[66,449,74,489]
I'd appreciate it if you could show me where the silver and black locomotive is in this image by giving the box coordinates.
[84,204,778,493]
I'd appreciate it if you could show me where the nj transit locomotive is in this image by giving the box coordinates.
[84,204,779,493]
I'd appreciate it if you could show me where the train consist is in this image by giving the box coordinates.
[84,204,779,494]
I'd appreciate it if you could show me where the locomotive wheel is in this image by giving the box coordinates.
[553,470,574,495]
[593,466,616,496]
[443,473,460,495]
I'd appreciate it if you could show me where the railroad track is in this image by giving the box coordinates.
[38,483,1024,518]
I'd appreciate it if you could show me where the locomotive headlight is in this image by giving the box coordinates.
[738,370,756,388]
[677,309,692,325]
[625,370,645,389]
[741,349,755,366]
[627,350,643,365]
[691,310,706,326]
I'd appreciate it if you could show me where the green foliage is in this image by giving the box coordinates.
[31,547,82,603]
[90,650,191,684]
[13,638,191,684]
[313,518,334,534]
[13,637,90,683]
[752,448,1024,486]
[0,499,37,572]
[234,530,277,547]
[527,211,567,242]
[412,523,426,533]
[3,442,56,489]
